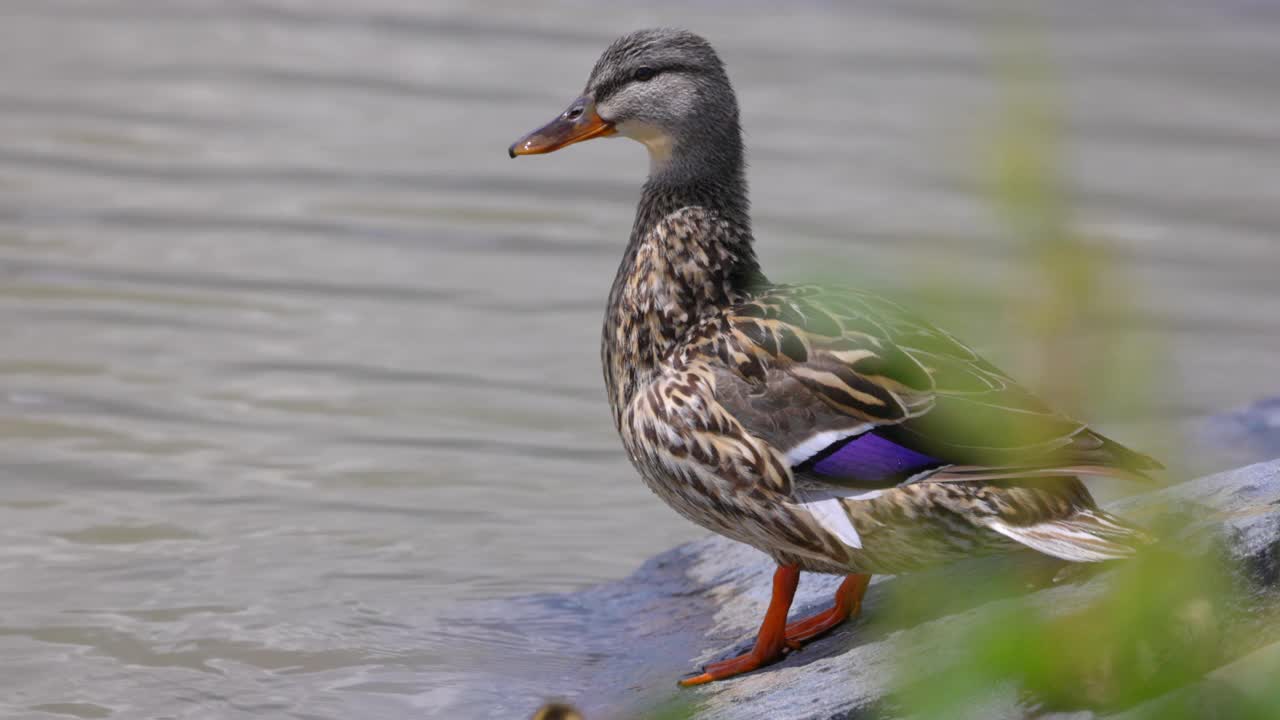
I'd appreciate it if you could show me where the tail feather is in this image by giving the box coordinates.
[986,509,1151,563]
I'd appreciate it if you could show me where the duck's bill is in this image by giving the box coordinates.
[508,96,616,157]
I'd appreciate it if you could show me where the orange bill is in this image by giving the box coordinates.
[509,96,615,157]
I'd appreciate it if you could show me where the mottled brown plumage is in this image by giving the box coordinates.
[510,28,1161,684]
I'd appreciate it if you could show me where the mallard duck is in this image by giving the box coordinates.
[509,29,1160,686]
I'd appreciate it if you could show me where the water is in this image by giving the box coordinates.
[1,1,1278,717]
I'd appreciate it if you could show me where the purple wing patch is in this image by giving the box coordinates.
[811,433,943,483]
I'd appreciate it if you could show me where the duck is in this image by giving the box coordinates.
[508,28,1161,686]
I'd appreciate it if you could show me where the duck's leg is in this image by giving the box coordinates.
[782,573,871,643]
[679,564,800,686]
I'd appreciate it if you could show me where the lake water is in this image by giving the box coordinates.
[2,1,1278,717]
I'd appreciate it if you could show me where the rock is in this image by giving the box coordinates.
[441,457,1280,719]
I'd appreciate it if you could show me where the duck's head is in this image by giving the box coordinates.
[509,28,741,178]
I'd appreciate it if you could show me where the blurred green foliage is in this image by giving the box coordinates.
[886,20,1280,720]
[888,525,1271,718]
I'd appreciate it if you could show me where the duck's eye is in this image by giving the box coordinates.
[633,66,656,82]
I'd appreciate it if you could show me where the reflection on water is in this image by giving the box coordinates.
[1,0,1278,717]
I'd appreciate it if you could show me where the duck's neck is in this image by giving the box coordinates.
[602,152,765,420]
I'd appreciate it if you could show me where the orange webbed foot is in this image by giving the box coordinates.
[679,571,872,686]
[678,644,787,686]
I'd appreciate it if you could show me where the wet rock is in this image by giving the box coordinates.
[444,457,1280,720]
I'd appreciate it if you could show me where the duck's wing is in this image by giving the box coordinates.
[700,284,1162,493]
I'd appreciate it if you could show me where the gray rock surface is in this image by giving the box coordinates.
[444,454,1280,720]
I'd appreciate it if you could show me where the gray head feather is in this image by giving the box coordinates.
[584,29,744,185]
